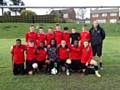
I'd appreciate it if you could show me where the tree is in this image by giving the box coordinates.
[0,0,7,15]
[20,10,37,16]
[77,8,87,23]
[9,0,25,16]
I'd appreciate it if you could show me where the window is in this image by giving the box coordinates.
[110,19,117,23]
[92,14,98,17]
[110,13,117,16]
[97,19,106,23]
[102,13,107,17]
[63,14,68,18]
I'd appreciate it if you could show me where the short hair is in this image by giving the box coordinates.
[28,39,34,43]
[48,27,53,29]
[64,27,69,30]
[83,24,87,27]
[55,23,60,26]
[39,26,44,29]
[72,27,76,29]
[16,38,21,42]
[30,24,35,27]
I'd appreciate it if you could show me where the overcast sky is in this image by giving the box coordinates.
[1,0,120,17]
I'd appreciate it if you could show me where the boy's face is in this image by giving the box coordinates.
[40,42,44,48]
[51,40,56,46]
[28,42,34,47]
[83,41,89,48]
[16,41,21,46]
[56,26,61,31]
[48,28,52,33]
[39,29,44,33]
[61,40,66,47]
[30,26,35,32]
[73,40,79,47]
[72,29,76,33]
[82,27,87,32]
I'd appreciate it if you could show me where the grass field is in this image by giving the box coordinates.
[0,23,120,90]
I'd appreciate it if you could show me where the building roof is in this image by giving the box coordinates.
[90,8,119,14]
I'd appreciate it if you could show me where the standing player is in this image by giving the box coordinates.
[37,27,46,47]
[54,24,63,45]
[63,27,70,45]
[10,39,26,75]
[26,40,37,75]
[46,27,55,46]
[25,24,37,46]
[89,21,105,69]
[36,41,47,72]
[70,27,80,45]
[80,25,91,45]
[81,40,101,77]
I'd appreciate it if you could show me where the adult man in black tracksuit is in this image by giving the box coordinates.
[89,21,105,70]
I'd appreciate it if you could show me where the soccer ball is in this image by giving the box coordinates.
[51,68,58,75]
[32,63,38,69]
[66,59,72,64]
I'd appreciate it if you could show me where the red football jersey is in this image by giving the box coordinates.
[81,45,93,64]
[11,45,26,64]
[58,47,69,60]
[25,32,38,45]
[63,31,70,45]
[80,31,91,45]
[54,31,63,45]
[26,46,36,61]
[46,33,55,46]
[36,48,47,61]
[68,43,82,60]
[37,33,46,46]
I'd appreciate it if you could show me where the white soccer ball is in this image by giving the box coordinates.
[66,59,72,64]
[32,63,38,69]
[51,68,58,75]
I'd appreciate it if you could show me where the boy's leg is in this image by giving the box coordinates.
[90,59,101,77]
[19,64,25,75]
[13,64,19,75]
[97,44,103,69]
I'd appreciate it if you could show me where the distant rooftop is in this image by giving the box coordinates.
[90,8,119,14]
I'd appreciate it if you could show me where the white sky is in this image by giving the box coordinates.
[1,0,120,18]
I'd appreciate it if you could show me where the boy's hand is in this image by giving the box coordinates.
[85,63,88,66]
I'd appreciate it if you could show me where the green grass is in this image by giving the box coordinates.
[0,23,120,90]
[0,23,120,39]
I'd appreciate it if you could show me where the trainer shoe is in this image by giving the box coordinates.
[95,71,101,77]
[66,69,70,76]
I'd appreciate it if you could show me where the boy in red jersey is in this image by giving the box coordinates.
[37,27,46,47]
[81,40,101,77]
[36,41,47,72]
[26,40,37,75]
[63,27,70,45]
[54,24,63,45]
[10,39,26,75]
[80,25,91,45]
[25,24,37,46]
[58,40,69,74]
[46,27,55,46]
[67,40,82,75]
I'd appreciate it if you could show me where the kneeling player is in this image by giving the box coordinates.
[26,40,38,75]
[81,40,101,77]
[67,40,82,75]
[47,39,59,75]
[10,39,26,75]
[58,40,70,75]
[36,41,47,72]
